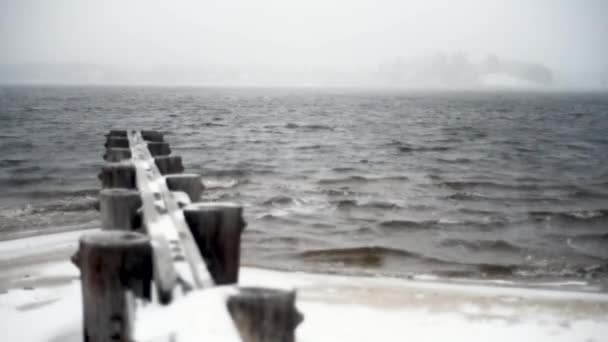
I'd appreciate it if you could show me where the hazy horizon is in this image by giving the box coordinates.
[1,0,607,88]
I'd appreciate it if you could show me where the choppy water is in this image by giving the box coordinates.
[1,86,607,284]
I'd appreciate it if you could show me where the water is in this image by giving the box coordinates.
[1,86,607,284]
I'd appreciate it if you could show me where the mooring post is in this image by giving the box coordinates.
[165,173,204,201]
[154,155,184,175]
[99,188,142,230]
[183,202,245,284]
[98,162,136,189]
[227,287,303,342]
[104,147,132,162]
[73,231,152,342]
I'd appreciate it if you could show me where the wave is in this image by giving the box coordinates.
[0,175,56,187]
[201,122,227,127]
[203,179,242,189]
[386,140,450,153]
[0,158,27,168]
[296,246,446,266]
[12,188,99,199]
[294,245,521,276]
[255,213,300,224]
[318,175,408,184]
[439,239,522,253]
[445,192,485,201]
[380,217,508,231]
[34,199,98,213]
[438,180,543,191]
[263,195,296,206]
[285,123,334,131]
[438,181,608,201]
[321,189,359,197]
[334,199,401,210]
[203,166,274,177]
[331,166,357,172]
[0,198,97,219]
[528,209,608,224]
[566,235,608,259]
[379,219,439,229]
[435,157,473,164]
[296,144,322,150]
[398,145,450,153]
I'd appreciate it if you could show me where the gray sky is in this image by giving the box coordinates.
[1,0,607,83]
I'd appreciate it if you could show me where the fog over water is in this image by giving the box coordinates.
[1,0,607,87]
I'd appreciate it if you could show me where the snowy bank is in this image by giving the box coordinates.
[0,229,607,341]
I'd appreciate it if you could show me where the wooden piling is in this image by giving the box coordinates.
[74,231,152,342]
[165,173,204,201]
[99,189,142,230]
[108,129,127,138]
[83,130,304,340]
[105,137,130,148]
[183,202,245,284]
[98,162,136,189]
[104,147,132,162]
[147,141,171,156]
[227,287,303,342]
[154,155,184,175]
[141,130,164,142]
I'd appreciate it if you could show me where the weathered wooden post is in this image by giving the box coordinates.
[104,148,132,162]
[99,188,142,230]
[73,231,152,342]
[165,173,204,201]
[227,287,303,342]
[147,141,171,156]
[98,162,136,189]
[141,130,164,142]
[105,137,130,148]
[107,129,127,138]
[155,155,184,175]
[183,202,245,284]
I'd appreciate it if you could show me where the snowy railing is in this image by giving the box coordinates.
[71,130,302,342]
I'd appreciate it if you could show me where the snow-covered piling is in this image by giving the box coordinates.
[98,162,136,189]
[73,130,301,341]
[165,173,205,201]
[73,231,152,342]
[98,188,141,230]
[183,202,245,285]
[154,155,185,175]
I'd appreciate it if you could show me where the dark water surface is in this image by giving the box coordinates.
[1,86,607,284]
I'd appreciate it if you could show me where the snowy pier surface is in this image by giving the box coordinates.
[1,228,608,341]
[80,130,299,341]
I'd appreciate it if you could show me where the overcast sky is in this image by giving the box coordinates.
[1,0,607,77]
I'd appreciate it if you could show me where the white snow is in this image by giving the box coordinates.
[0,229,607,341]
